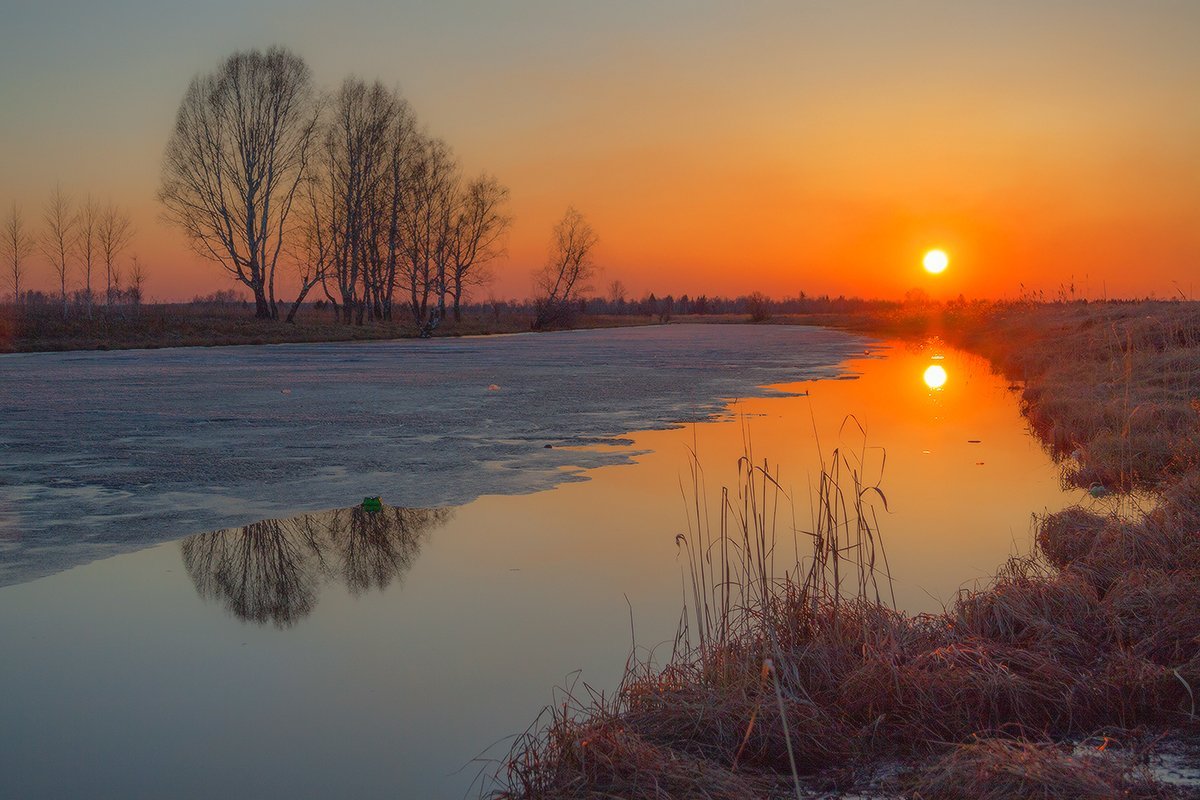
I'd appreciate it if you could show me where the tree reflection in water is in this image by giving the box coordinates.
[180,505,452,627]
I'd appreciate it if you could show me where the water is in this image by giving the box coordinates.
[0,324,865,586]
[0,326,1088,798]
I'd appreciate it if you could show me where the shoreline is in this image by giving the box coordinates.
[491,300,1200,799]
[8,298,1191,356]
[0,305,664,354]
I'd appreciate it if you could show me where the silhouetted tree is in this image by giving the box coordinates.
[533,206,598,329]
[398,135,457,333]
[608,279,627,304]
[307,78,411,325]
[76,195,100,318]
[159,47,319,319]
[98,202,134,308]
[128,255,147,310]
[448,174,510,323]
[41,185,75,318]
[2,203,35,305]
[746,291,771,322]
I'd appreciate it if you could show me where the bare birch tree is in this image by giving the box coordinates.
[159,47,318,319]
[41,186,76,318]
[533,206,598,329]
[291,179,331,323]
[98,202,134,307]
[77,195,100,318]
[2,204,35,305]
[306,78,406,324]
[128,255,146,310]
[292,71,509,332]
[448,174,510,322]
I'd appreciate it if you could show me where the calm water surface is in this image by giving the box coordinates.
[0,327,1088,799]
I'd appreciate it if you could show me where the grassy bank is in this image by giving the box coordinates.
[0,303,657,353]
[489,301,1200,799]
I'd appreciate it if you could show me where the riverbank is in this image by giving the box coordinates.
[491,301,1200,799]
[0,303,656,353]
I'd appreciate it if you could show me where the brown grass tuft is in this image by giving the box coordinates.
[908,736,1178,800]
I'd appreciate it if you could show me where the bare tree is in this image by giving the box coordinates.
[41,185,76,318]
[397,135,457,332]
[76,195,100,318]
[128,254,146,309]
[448,174,510,322]
[159,47,319,319]
[533,206,598,329]
[290,177,331,323]
[2,204,35,305]
[311,78,407,325]
[608,279,627,304]
[377,96,420,323]
[98,202,134,308]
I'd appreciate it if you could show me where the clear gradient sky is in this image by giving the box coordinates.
[2,1,1199,302]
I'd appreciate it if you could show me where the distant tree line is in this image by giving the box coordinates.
[564,290,901,321]
[1,193,142,316]
[423,290,904,326]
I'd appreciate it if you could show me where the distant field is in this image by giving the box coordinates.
[0,303,658,353]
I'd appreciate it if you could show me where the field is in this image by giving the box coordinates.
[0,303,655,353]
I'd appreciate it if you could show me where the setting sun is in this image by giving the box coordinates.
[923,250,949,275]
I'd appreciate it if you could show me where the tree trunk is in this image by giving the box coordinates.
[253,286,272,319]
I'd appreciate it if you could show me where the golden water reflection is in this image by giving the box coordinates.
[923,363,948,390]
[178,339,1076,626]
[475,338,1077,616]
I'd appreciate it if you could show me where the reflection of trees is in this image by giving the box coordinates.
[181,505,451,627]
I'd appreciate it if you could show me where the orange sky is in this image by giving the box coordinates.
[2,2,1198,302]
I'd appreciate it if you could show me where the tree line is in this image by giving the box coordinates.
[160,46,599,332]
[1,192,142,316]
[161,47,589,332]
[7,46,605,331]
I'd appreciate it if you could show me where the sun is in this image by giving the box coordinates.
[923,249,949,274]
[923,364,948,390]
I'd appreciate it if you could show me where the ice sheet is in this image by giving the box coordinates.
[0,324,868,585]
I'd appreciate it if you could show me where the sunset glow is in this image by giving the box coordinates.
[6,5,1200,798]
[2,3,1200,302]
[923,250,949,275]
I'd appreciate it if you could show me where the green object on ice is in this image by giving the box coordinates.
[1088,483,1107,498]
[362,496,383,512]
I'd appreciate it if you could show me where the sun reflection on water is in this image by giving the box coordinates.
[923,363,948,390]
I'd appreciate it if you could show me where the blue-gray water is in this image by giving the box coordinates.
[0,329,1085,800]
[0,324,868,586]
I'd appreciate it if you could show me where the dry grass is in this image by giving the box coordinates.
[938,302,1200,493]
[908,736,1182,800]
[0,302,652,353]
[488,301,1200,799]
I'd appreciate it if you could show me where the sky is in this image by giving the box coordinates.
[2,0,1199,302]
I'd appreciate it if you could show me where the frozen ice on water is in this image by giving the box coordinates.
[0,324,869,586]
